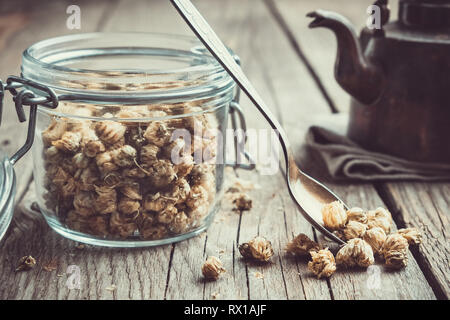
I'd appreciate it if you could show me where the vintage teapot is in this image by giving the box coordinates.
[307,0,450,163]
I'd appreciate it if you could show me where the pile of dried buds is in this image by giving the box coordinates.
[284,201,422,279]
[41,84,219,240]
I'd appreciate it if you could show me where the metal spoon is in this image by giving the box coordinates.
[171,0,346,245]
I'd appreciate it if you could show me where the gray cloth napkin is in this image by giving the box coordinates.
[305,125,450,181]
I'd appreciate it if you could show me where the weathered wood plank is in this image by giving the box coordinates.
[379,182,450,299]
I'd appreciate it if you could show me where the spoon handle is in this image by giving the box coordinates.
[170,0,292,159]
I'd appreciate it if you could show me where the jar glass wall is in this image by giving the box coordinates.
[22,33,236,247]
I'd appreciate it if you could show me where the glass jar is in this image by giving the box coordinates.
[0,150,16,241]
[3,32,244,247]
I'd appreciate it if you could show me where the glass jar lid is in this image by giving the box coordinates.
[0,150,16,242]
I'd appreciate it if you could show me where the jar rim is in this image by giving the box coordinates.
[21,32,235,106]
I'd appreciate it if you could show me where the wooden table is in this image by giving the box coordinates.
[0,0,448,300]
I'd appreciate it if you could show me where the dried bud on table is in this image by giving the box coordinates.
[202,256,226,280]
[382,233,409,269]
[367,207,392,234]
[397,227,422,245]
[322,201,347,231]
[15,255,37,272]
[308,248,337,279]
[363,227,387,255]
[336,238,375,268]
[232,193,252,211]
[339,220,367,241]
[346,207,368,224]
[239,236,274,262]
[286,233,320,257]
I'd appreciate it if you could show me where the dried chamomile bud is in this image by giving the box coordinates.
[286,233,320,257]
[66,210,89,233]
[169,211,190,234]
[73,191,96,216]
[173,154,194,178]
[139,220,168,240]
[164,137,188,159]
[79,167,99,191]
[336,238,374,268]
[202,256,226,280]
[397,228,422,245]
[239,236,274,262]
[308,248,336,279]
[118,197,140,215]
[186,185,208,210]
[156,206,178,224]
[109,211,138,238]
[73,152,90,169]
[94,186,117,214]
[96,151,119,175]
[51,167,71,188]
[149,160,177,188]
[128,126,147,149]
[52,131,81,153]
[87,215,109,236]
[144,192,176,212]
[167,179,191,204]
[232,193,252,211]
[122,167,147,179]
[322,201,347,231]
[44,146,64,163]
[346,207,368,224]
[382,233,409,269]
[340,221,368,241]
[120,182,142,200]
[140,144,159,166]
[16,255,37,272]
[61,177,77,198]
[362,227,387,255]
[95,121,126,145]
[143,121,171,147]
[367,207,392,234]
[42,119,67,146]
[84,140,106,158]
[110,145,137,167]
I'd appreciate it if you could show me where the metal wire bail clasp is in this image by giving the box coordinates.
[2,76,59,165]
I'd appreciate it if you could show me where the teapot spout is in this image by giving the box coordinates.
[307,10,385,105]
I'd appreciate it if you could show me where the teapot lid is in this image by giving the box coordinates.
[399,0,450,29]
[0,149,16,242]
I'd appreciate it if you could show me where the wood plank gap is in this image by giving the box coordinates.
[163,243,176,300]
[374,183,448,300]
[263,0,338,113]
